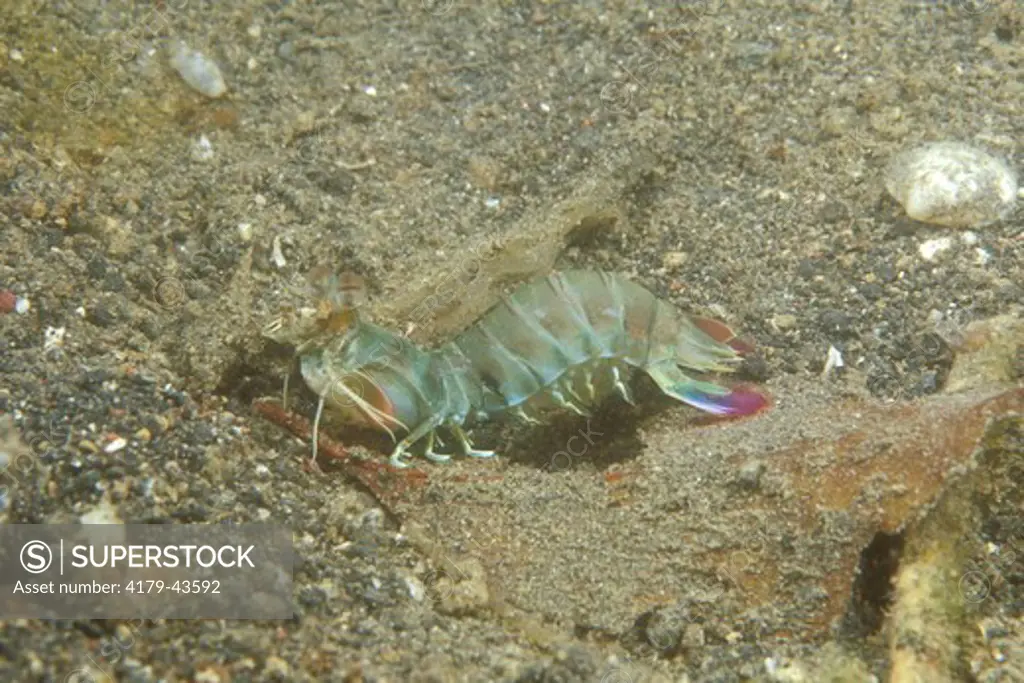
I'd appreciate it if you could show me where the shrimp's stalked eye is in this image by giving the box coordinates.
[318,303,357,335]
[309,268,368,335]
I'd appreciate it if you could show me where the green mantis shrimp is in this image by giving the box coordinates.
[264,269,767,468]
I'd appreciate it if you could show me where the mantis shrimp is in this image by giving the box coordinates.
[264,269,767,468]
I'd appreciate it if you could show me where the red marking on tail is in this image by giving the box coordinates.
[725,388,770,415]
[690,386,771,426]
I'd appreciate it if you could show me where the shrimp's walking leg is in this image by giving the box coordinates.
[389,416,444,468]
[310,393,326,467]
[451,424,495,459]
[422,431,451,464]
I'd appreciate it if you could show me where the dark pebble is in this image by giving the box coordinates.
[81,470,102,490]
[819,309,853,336]
[171,504,209,522]
[739,355,770,382]
[75,620,107,638]
[307,169,355,197]
[736,461,766,491]
[102,270,126,293]
[67,212,93,235]
[138,317,160,340]
[860,283,883,301]
[877,264,898,283]
[297,586,327,609]
[796,259,817,279]
[818,200,849,224]
[982,620,1010,640]
[86,256,108,280]
[162,387,189,406]
[87,305,117,328]
[237,486,266,507]
[130,371,158,386]
[918,370,939,394]
[191,423,216,445]
[43,228,65,248]
[995,17,1015,42]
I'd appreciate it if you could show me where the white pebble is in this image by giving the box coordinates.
[884,141,1017,228]
[821,345,844,377]
[270,234,287,269]
[80,499,124,526]
[192,134,215,161]
[14,297,30,314]
[919,236,953,261]
[103,437,127,454]
[170,42,227,98]
[404,576,426,602]
[43,326,65,352]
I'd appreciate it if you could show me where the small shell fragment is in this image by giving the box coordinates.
[821,344,844,378]
[170,42,227,98]
[103,437,127,454]
[884,142,1017,228]
[270,234,287,269]
[918,237,953,261]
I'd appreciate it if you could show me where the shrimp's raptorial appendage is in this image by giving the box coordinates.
[266,269,768,466]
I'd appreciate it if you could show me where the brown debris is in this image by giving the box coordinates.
[252,399,427,517]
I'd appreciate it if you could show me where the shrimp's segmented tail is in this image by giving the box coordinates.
[646,362,767,416]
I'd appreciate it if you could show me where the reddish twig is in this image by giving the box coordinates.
[253,400,427,514]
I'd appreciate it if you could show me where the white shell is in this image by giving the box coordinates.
[170,42,227,98]
[884,141,1017,228]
